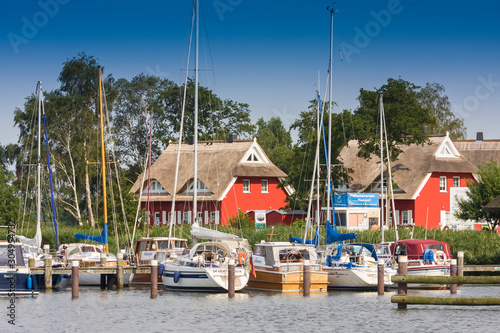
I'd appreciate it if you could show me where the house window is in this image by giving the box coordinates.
[183,211,192,224]
[440,176,447,192]
[243,179,250,193]
[154,212,160,225]
[402,211,409,225]
[261,179,268,193]
[187,179,210,195]
[197,212,203,224]
[453,176,460,188]
[210,211,215,223]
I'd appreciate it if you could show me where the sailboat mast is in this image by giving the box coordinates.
[379,91,385,243]
[326,7,334,225]
[193,0,199,226]
[98,66,109,254]
[37,82,42,242]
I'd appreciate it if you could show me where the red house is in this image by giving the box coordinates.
[130,138,293,226]
[338,133,500,230]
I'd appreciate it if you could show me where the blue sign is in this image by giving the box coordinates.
[334,193,379,207]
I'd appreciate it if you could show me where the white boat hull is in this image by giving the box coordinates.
[324,266,394,290]
[162,264,249,292]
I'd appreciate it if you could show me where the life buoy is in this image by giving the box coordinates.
[433,250,446,265]
[238,252,247,265]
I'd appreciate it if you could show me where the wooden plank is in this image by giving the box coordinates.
[392,275,500,284]
[463,265,500,272]
[392,295,500,306]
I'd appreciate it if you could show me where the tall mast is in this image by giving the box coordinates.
[98,66,109,254]
[326,6,335,225]
[380,91,384,243]
[193,0,199,226]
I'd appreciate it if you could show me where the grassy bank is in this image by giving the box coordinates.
[2,224,499,265]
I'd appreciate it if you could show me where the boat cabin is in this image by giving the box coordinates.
[390,239,451,265]
[134,237,189,265]
[253,242,320,267]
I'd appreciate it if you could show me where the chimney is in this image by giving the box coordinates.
[188,135,194,145]
[228,134,237,143]
[476,132,483,143]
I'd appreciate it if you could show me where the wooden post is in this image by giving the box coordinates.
[450,258,458,294]
[28,254,36,268]
[457,251,464,287]
[377,259,385,295]
[228,259,235,298]
[100,252,107,289]
[43,244,50,255]
[117,252,124,289]
[44,256,52,290]
[72,261,79,299]
[151,260,158,299]
[303,260,311,296]
[397,255,407,310]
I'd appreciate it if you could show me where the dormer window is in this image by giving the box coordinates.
[186,179,211,195]
[143,180,167,195]
[247,153,259,162]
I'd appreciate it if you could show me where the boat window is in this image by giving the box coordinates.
[174,240,188,248]
[425,244,444,252]
[69,247,80,256]
[156,241,170,249]
[138,241,147,252]
[254,245,263,256]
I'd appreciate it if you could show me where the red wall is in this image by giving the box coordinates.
[400,172,474,229]
[144,176,288,226]
[221,177,288,224]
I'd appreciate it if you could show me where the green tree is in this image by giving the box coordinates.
[354,77,434,163]
[456,160,500,231]
[255,117,293,173]
[419,82,466,139]
[0,165,19,225]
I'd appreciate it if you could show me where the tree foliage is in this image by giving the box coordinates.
[419,82,466,139]
[255,117,293,173]
[354,78,434,163]
[456,160,500,231]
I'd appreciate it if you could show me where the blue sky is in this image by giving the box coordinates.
[1,0,499,146]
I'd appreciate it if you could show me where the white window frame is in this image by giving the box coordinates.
[440,176,447,192]
[204,211,209,225]
[261,179,268,193]
[401,211,409,225]
[162,211,167,225]
[453,176,460,188]
[243,179,250,193]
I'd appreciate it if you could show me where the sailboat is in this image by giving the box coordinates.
[160,0,250,292]
[15,81,63,289]
[58,67,133,287]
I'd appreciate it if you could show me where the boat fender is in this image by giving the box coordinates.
[173,270,180,283]
[158,264,165,276]
[27,275,32,290]
[428,250,434,264]
[238,252,247,265]
[326,255,332,267]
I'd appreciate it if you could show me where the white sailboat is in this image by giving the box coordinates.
[161,0,250,292]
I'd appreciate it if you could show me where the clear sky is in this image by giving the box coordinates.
[1,0,499,146]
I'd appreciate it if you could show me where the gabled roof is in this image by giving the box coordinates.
[339,135,477,200]
[130,139,287,202]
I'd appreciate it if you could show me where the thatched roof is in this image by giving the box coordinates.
[484,195,500,211]
[339,135,477,200]
[453,140,500,167]
[130,139,287,202]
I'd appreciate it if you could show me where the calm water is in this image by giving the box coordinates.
[2,285,499,333]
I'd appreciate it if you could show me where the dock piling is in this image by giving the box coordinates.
[43,244,50,255]
[228,259,235,298]
[117,252,124,289]
[450,259,458,294]
[44,256,52,290]
[28,254,35,268]
[303,260,311,296]
[377,259,385,295]
[72,261,79,299]
[397,255,408,310]
[150,260,158,299]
